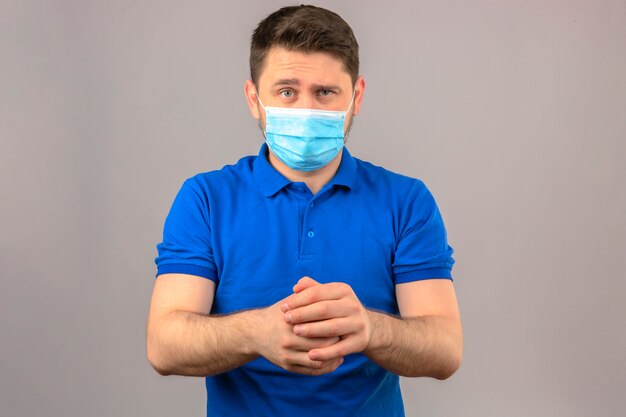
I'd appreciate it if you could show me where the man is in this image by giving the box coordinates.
[147,5,462,417]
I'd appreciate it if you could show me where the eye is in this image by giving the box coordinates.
[279,89,294,98]
[318,89,334,97]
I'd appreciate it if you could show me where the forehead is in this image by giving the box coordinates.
[259,47,352,87]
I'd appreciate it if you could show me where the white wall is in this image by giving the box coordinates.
[1,1,625,415]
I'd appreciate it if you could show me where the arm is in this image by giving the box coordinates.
[282,277,463,379]
[146,273,343,377]
[365,279,463,379]
[146,273,254,376]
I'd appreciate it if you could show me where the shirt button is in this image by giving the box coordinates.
[307,230,315,238]
[297,186,305,193]
[309,202,314,208]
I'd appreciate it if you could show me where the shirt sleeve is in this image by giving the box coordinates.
[154,177,218,281]
[392,180,455,284]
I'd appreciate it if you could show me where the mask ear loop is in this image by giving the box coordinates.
[345,90,356,114]
[255,93,269,140]
[256,93,267,111]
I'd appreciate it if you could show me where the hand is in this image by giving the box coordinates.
[281,277,372,362]
[253,298,344,376]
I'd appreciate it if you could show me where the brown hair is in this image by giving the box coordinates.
[250,5,359,87]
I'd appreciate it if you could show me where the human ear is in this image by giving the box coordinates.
[244,80,261,119]
[352,76,366,116]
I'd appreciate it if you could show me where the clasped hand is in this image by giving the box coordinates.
[257,276,371,376]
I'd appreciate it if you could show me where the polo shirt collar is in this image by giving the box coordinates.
[330,146,357,190]
[253,144,292,197]
[253,143,357,197]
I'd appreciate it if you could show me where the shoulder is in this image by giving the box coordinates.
[168,154,259,217]
[181,154,257,196]
[349,156,442,228]
[352,156,429,197]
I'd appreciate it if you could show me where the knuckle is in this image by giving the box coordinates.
[328,322,340,337]
[346,303,359,314]
[337,282,351,293]
[336,346,347,357]
[311,368,325,376]
[322,336,339,347]
[318,303,329,317]
[291,309,301,322]
[355,320,365,331]
[298,325,309,337]
[280,335,291,349]
[279,352,290,364]
[308,290,320,303]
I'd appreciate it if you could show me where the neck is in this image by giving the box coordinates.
[267,149,343,195]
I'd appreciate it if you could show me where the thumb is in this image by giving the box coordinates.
[293,276,319,293]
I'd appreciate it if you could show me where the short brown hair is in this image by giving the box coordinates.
[250,5,359,87]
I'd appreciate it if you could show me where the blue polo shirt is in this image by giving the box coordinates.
[155,144,454,417]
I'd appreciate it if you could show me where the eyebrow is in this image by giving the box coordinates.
[272,79,300,87]
[272,79,343,92]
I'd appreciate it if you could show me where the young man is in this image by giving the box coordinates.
[148,5,462,416]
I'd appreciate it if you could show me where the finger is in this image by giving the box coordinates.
[285,300,355,324]
[282,350,340,370]
[288,358,344,376]
[284,335,340,351]
[293,276,320,293]
[293,317,361,338]
[282,282,349,312]
[285,351,325,368]
[308,338,360,362]
[281,277,321,312]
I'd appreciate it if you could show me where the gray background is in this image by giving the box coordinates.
[1,0,625,416]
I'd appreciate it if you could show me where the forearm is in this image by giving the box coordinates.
[364,310,463,379]
[147,309,260,377]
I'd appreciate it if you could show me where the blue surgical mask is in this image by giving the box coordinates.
[258,94,354,172]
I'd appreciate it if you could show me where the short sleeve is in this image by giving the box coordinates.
[154,178,218,281]
[392,181,455,284]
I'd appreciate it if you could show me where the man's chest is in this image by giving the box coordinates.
[208,191,399,315]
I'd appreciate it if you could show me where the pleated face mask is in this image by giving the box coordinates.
[258,93,354,171]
